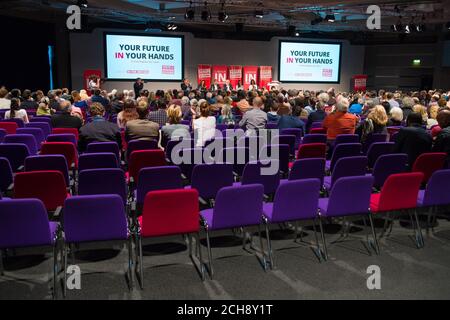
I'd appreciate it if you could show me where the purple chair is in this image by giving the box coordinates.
[280,128,303,149]
[205,137,235,158]
[266,122,278,130]
[326,143,362,172]
[78,152,119,172]
[200,184,265,278]
[179,147,205,180]
[78,168,127,205]
[25,155,70,187]
[25,122,51,138]
[272,135,296,157]
[189,163,234,203]
[216,124,228,132]
[0,128,6,143]
[4,118,24,128]
[310,121,323,131]
[218,147,253,177]
[46,134,77,146]
[237,136,266,156]
[135,166,183,211]
[126,139,159,161]
[0,143,30,172]
[362,133,388,154]
[369,153,408,190]
[260,144,290,176]
[86,141,121,163]
[287,158,326,185]
[334,134,359,146]
[367,142,394,169]
[0,199,60,298]
[0,157,13,195]
[30,116,52,124]
[318,176,378,258]
[16,127,45,150]
[301,134,327,145]
[4,134,38,155]
[233,161,280,197]
[263,179,321,267]
[324,156,368,192]
[62,195,132,296]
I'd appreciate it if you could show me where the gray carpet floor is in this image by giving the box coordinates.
[1,215,450,300]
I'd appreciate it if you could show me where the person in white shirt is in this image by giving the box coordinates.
[248,79,258,91]
[5,98,29,123]
[0,87,11,110]
[193,101,216,147]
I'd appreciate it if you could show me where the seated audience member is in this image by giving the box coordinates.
[125,100,159,142]
[161,105,190,147]
[236,90,251,114]
[90,89,109,109]
[239,97,267,135]
[193,102,216,147]
[277,104,306,133]
[0,87,11,110]
[5,98,29,123]
[387,106,403,126]
[51,100,82,129]
[349,94,363,115]
[267,102,280,122]
[110,92,125,115]
[217,100,235,125]
[36,99,53,116]
[78,103,122,152]
[117,99,139,129]
[306,101,327,132]
[148,99,168,127]
[432,110,450,166]
[72,90,88,111]
[356,105,388,143]
[401,96,415,120]
[394,112,432,167]
[427,105,439,129]
[211,95,225,112]
[413,104,428,126]
[20,89,38,110]
[322,97,357,141]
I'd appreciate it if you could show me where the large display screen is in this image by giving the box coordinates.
[104,33,184,81]
[278,41,341,83]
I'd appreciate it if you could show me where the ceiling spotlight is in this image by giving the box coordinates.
[255,10,264,19]
[185,1,195,20]
[167,23,178,31]
[325,13,335,22]
[77,0,88,8]
[218,3,228,22]
[295,32,300,37]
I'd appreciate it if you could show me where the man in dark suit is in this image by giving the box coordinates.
[210,79,219,92]
[223,80,233,92]
[394,112,432,167]
[133,78,144,99]
[180,78,192,93]
[50,101,82,130]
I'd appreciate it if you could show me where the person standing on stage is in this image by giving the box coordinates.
[88,75,100,92]
[134,78,144,99]
[181,78,192,94]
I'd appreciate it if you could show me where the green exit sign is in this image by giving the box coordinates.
[412,59,421,66]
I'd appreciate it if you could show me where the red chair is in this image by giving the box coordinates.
[40,142,78,169]
[0,122,18,134]
[412,152,447,183]
[290,143,327,169]
[52,128,79,141]
[370,172,424,248]
[127,150,167,184]
[135,189,203,288]
[14,170,69,211]
[310,128,327,134]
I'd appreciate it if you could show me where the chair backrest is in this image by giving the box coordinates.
[310,127,327,134]
[136,166,183,205]
[126,139,159,161]
[297,143,327,160]
[16,127,45,148]
[289,158,326,185]
[46,133,77,146]
[128,149,167,183]
[302,134,327,145]
[0,199,54,249]
[237,136,265,155]
[191,163,234,200]
[272,135,296,156]
[25,155,70,187]
[40,142,78,169]
[218,147,253,176]
[140,189,199,238]
[270,179,320,222]
[325,176,374,217]
[310,121,323,130]
[260,144,290,174]
[0,122,18,134]
[178,147,204,181]
[0,128,6,143]
[78,152,119,172]
[3,118,24,128]
[422,169,450,207]
[4,134,38,155]
[29,117,52,124]
[367,142,394,169]
[78,168,127,205]
[329,143,362,172]
[0,157,13,193]
[14,170,68,211]
[280,128,303,148]
[330,156,368,188]
[372,153,408,189]
[266,122,278,130]
[241,161,280,195]
[334,134,359,146]
[63,195,128,243]
[210,184,264,230]
[86,141,120,163]
[25,122,51,138]
[0,143,30,172]
[376,172,424,212]
[412,152,447,183]
[52,127,79,141]
[362,133,388,154]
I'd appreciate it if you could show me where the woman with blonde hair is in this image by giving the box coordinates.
[357,105,388,143]
[160,104,190,147]
[427,104,439,129]
[413,104,428,125]
[117,99,139,129]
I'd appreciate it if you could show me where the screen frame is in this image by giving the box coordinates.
[103,32,185,82]
[278,39,342,84]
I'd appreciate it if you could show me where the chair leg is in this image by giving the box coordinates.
[264,220,274,269]
[318,217,328,261]
[257,223,268,271]
[368,214,380,255]
[192,233,205,281]
[52,243,58,300]
[127,237,133,290]
[0,250,4,276]
[138,233,144,289]
[63,244,68,298]
[205,227,214,279]
[413,209,425,249]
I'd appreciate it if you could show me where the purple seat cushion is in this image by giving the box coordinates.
[417,190,425,207]
[200,209,214,228]
[318,198,330,217]
[262,202,274,222]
